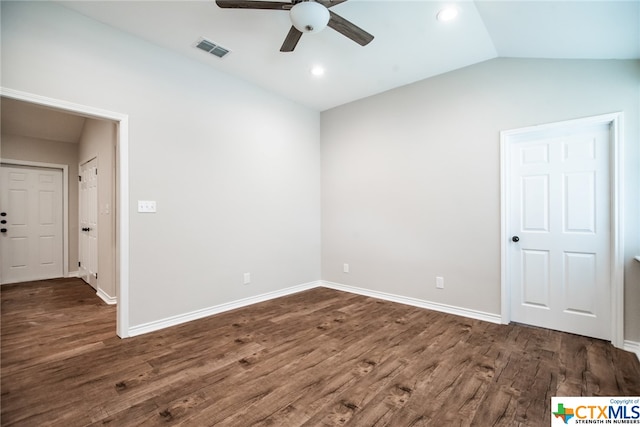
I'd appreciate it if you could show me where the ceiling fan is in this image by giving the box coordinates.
[215,0,374,52]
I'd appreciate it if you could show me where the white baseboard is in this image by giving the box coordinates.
[623,340,640,362]
[97,288,117,305]
[67,271,79,278]
[320,280,502,325]
[123,279,635,352]
[128,280,321,337]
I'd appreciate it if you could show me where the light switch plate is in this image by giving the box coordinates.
[138,200,157,213]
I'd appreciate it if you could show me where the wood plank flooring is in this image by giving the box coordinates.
[2,278,639,426]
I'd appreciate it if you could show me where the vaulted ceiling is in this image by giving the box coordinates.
[58,0,640,111]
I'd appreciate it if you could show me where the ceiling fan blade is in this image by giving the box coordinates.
[316,0,349,8]
[327,10,374,46]
[280,26,303,52]
[215,0,292,10]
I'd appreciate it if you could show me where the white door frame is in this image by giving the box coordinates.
[1,87,131,339]
[500,112,624,348]
[0,160,69,281]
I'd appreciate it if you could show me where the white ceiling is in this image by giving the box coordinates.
[43,1,640,111]
[1,97,87,143]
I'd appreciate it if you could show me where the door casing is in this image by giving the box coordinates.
[500,112,624,348]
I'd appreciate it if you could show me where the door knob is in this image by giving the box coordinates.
[1,228,7,233]
[0,212,6,216]
[512,236,520,242]
[0,220,5,224]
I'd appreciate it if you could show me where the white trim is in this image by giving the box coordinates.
[623,341,640,362]
[128,281,321,337]
[500,137,510,326]
[122,279,504,338]
[1,87,130,338]
[0,159,69,281]
[68,270,79,278]
[97,288,117,305]
[609,114,625,349]
[117,117,130,338]
[321,281,502,325]
[500,112,624,348]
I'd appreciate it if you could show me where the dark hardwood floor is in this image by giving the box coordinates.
[1,278,639,426]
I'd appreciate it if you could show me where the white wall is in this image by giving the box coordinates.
[78,118,117,299]
[1,1,321,328]
[321,58,640,342]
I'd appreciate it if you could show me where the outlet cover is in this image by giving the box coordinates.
[436,276,444,289]
[138,200,157,213]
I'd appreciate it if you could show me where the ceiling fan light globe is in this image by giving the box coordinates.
[290,1,330,34]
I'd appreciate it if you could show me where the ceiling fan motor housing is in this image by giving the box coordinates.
[290,1,330,33]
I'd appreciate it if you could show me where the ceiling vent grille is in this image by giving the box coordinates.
[195,38,230,59]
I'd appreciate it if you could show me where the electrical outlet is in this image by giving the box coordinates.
[343,263,350,273]
[436,276,444,289]
[243,273,251,285]
[137,200,157,213]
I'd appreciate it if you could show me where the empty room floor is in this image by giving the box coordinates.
[1,278,639,426]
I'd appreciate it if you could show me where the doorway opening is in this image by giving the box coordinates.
[0,87,130,338]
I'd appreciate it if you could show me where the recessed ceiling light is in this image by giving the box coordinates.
[437,7,459,22]
[310,65,325,77]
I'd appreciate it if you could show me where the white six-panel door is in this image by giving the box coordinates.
[79,158,98,289]
[0,164,64,284]
[508,122,611,340]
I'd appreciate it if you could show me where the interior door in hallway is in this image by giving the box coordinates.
[79,158,98,289]
[508,122,611,340]
[0,164,64,284]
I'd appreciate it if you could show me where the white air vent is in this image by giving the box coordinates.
[195,38,230,59]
